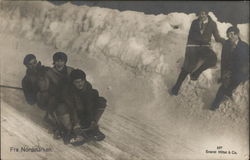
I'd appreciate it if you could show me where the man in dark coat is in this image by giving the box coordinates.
[22,54,55,119]
[63,69,107,141]
[210,26,249,110]
[22,54,49,105]
[43,52,76,140]
[22,54,56,134]
[46,52,74,100]
[170,9,225,95]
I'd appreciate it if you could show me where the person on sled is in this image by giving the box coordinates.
[63,69,107,141]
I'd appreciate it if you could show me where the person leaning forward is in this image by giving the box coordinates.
[210,26,249,111]
[63,69,107,141]
[21,54,60,137]
[22,54,49,105]
[22,54,53,119]
[170,9,225,96]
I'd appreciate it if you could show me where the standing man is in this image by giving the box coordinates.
[170,9,225,95]
[64,69,107,141]
[210,26,249,110]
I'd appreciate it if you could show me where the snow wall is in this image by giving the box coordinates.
[1,1,249,76]
[1,0,249,109]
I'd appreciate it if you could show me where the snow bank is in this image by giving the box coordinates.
[1,1,248,77]
[1,0,249,114]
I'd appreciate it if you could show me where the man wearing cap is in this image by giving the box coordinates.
[46,52,74,96]
[22,54,55,129]
[63,69,107,141]
[170,9,225,95]
[22,54,40,105]
[22,54,49,105]
[43,52,75,139]
[44,52,74,116]
[210,26,249,110]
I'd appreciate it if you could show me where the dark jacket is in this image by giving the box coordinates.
[187,16,224,45]
[221,39,249,82]
[30,65,74,112]
[45,66,74,101]
[22,62,49,105]
[63,81,106,125]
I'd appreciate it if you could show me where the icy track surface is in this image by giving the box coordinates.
[0,1,249,160]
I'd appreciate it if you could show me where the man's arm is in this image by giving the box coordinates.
[187,21,196,44]
[220,42,231,83]
[22,76,36,105]
[240,43,250,78]
[212,22,225,43]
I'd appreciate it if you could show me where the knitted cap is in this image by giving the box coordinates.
[70,69,86,81]
[53,52,68,62]
[23,54,36,65]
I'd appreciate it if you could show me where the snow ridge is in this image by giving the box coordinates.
[1,1,248,76]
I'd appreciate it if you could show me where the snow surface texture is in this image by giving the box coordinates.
[0,1,249,160]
